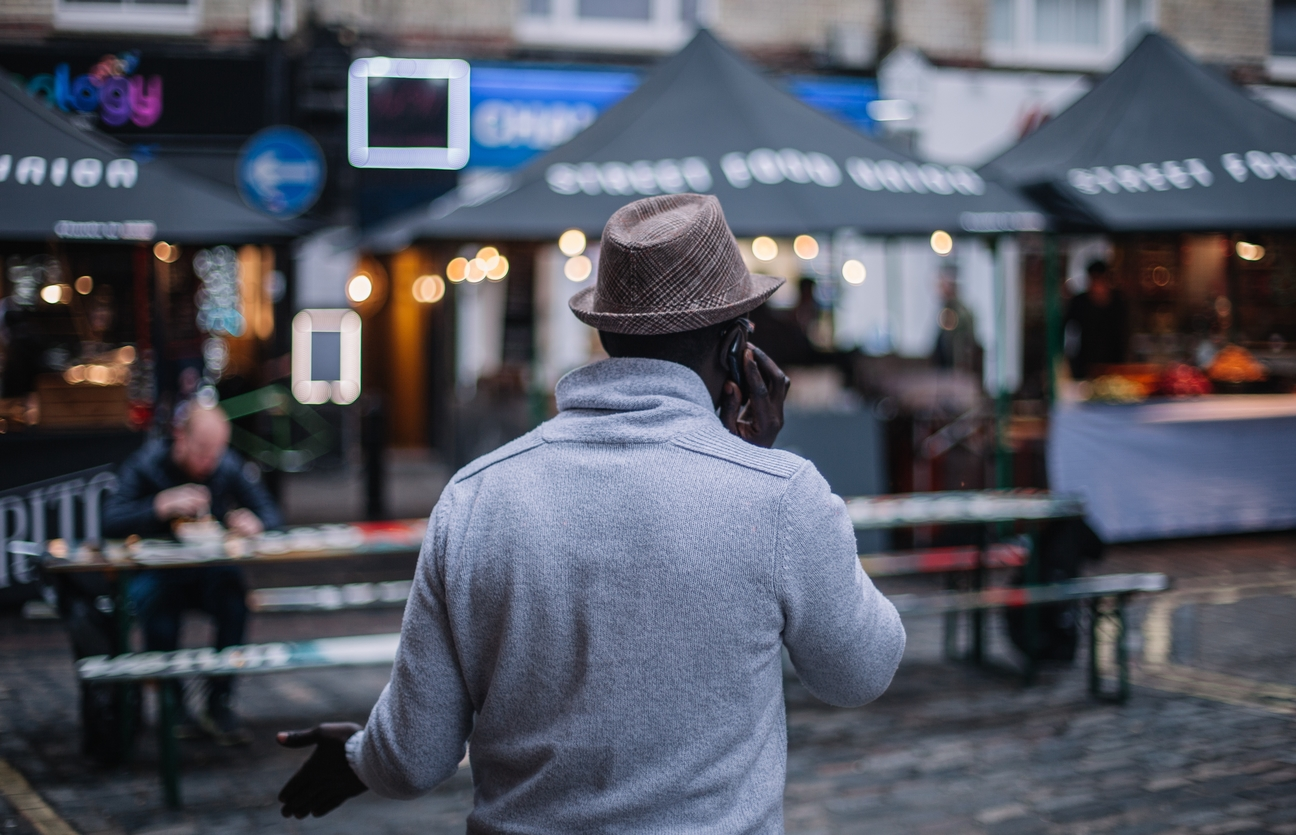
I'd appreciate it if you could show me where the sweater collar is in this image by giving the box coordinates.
[545,358,720,443]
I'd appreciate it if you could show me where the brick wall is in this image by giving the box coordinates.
[715,0,880,55]
[1160,0,1270,66]
[896,0,986,62]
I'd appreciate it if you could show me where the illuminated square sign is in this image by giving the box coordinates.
[292,309,361,404]
[348,57,470,169]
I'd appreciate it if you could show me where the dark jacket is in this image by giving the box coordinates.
[1065,290,1128,378]
[102,439,283,539]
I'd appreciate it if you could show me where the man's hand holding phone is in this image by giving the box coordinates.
[720,344,790,449]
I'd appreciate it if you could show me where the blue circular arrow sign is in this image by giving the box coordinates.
[237,127,325,218]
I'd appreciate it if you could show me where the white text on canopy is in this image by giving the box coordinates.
[1067,159,1213,194]
[546,158,712,196]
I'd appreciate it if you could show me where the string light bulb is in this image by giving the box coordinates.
[1236,241,1265,261]
[413,274,446,304]
[793,235,819,260]
[446,257,468,282]
[346,274,373,303]
[559,229,587,257]
[564,255,592,282]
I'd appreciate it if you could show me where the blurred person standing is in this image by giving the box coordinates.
[1065,260,1128,378]
[103,402,282,744]
[932,264,982,376]
[277,194,905,831]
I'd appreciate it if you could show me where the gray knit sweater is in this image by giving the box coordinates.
[347,358,905,833]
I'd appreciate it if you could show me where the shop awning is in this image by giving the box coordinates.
[0,79,300,243]
[367,30,1041,249]
[982,33,1296,233]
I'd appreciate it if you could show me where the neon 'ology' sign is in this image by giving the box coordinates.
[24,52,162,128]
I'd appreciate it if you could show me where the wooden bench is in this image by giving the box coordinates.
[76,634,400,808]
[248,581,413,613]
[859,541,1028,578]
[890,572,1171,702]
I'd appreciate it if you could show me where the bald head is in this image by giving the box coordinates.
[172,404,231,482]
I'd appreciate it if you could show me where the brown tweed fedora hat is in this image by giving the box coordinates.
[569,194,784,335]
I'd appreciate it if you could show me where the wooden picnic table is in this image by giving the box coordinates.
[843,489,1087,667]
[38,519,428,574]
[845,489,1085,530]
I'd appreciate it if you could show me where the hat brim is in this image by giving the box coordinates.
[569,273,785,335]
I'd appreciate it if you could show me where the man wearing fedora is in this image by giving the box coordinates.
[278,194,905,831]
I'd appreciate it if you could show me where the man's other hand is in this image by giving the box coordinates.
[225,508,265,537]
[719,345,789,449]
[277,723,367,818]
[153,484,211,520]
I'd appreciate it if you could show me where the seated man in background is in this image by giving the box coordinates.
[103,401,283,745]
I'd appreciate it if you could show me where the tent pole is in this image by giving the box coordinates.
[1044,234,1062,404]
[990,235,1012,490]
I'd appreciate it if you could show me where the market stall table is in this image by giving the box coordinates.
[1048,395,1296,542]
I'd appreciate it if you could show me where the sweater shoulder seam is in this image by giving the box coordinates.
[670,429,804,478]
[450,432,547,483]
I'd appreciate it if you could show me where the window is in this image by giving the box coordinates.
[1275,0,1296,56]
[516,0,708,51]
[987,0,1153,69]
[55,0,202,34]
[1036,0,1101,45]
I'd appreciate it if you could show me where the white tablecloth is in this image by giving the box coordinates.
[1047,396,1296,542]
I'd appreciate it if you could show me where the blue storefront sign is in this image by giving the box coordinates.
[785,76,879,135]
[469,66,640,170]
[236,126,326,218]
[467,66,877,171]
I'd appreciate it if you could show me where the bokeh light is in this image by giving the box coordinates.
[930,230,953,256]
[1236,241,1265,261]
[346,274,373,303]
[446,257,468,282]
[466,258,487,283]
[153,241,180,263]
[75,275,93,295]
[752,236,778,261]
[559,229,587,257]
[565,255,593,282]
[842,260,866,285]
[487,256,510,281]
[413,274,446,303]
[793,235,819,260]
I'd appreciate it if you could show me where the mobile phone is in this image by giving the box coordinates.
[725,318,755,397]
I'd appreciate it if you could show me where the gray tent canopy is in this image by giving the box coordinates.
[982,33,1296,232]
[368,30,1041,250]
[0,78,299,243]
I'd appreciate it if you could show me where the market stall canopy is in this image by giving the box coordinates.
[982,32,1296,232]
[0,78,301,243]
[367,30,1042,250]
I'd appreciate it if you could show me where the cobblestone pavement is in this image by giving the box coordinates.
[1,535,1293,834]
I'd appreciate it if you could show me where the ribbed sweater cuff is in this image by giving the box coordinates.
[344,729,369,788]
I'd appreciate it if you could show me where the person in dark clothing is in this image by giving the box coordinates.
[1064,260,1128,379]
[103,402,283,745]
[931,265,982,376]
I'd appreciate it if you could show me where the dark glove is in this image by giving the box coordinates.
[277,722,368,818]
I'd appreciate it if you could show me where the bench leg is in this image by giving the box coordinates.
[157,682,182,809]
[1088,596,1130,704]
[942,573,959,661]
[1021,537,1041,686]
[112,574,138,765]
[1088,598,1100,697]
[1115,594,1129,704]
